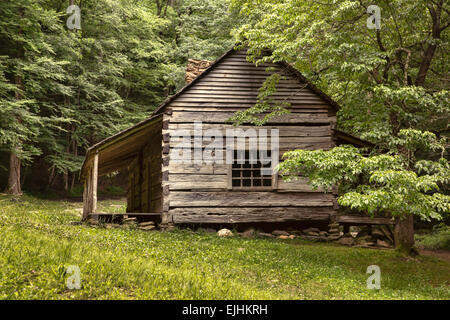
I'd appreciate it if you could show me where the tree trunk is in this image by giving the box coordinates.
[64,171,69,192]
[6,152,22,195]
[70,137,77,192]
[7,6,25,196]
[415,1,443,87]
[394,214,416,255]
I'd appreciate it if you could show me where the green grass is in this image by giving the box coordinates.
[0,194,449,300]
[416,224,450,251]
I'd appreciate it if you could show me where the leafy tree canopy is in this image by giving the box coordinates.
[230,0,450,236]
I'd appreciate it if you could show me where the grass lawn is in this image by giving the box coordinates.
[0,194,449,300]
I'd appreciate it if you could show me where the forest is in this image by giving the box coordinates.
[0,0,240,194]
[0,0,449,300]
[2,0,448,245]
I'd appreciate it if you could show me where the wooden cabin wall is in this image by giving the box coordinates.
[161,49,339,225]
[127,157,140,212]
[144,128,163,213]
[126,121,163,214]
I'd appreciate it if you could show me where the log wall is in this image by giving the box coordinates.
[126,121,163,214]
[160,49,338,224]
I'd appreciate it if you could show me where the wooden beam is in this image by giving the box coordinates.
[92,212,161,216]
[82,174,89,220]
[172,207,333,224]
[91,152,99,214]
[336,215,395,225]
[168,191,334,207]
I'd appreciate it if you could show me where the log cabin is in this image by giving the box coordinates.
[80,46,389,230]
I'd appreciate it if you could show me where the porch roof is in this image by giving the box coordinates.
[80,114,163,180]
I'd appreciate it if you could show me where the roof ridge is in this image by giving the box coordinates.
[152,44,342,117]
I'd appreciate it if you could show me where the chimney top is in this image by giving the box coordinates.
[185,59,213,84]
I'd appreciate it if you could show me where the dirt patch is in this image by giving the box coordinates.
[419,249,450,263]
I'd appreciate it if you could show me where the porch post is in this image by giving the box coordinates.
[82,175,89,220]
[91,152,98,214]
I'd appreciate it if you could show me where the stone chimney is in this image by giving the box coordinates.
[185,59,213,84]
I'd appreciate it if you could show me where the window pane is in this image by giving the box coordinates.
[231,149,273,189]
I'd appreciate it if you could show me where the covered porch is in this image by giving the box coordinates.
[80,114,163,222]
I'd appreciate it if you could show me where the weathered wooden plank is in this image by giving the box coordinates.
[168,142,333,152]
[179,94,316,101]
[204,73,273,80]
[188,85,315,92]
[167,150,328,162]
[208,68,281,75]
[336,215,395,225]
[169,136,333,147]
[198,75,299,82]
[199,75,299,87]
[205,70,297,80]
[169,173,227,182]
[127,172,133,212]
[142,160,149,212]
[168,163,226,174]
[181,92,319,99]
[185,86,308,93]
[150,196,162,212]
[91,153,98,214]
[168,174,228,190]
[150,184,162,196]
[82,172,90,220]
[170,106,328,113]
[93,212,161,216]
[277,178,324,192]
[217,62,278,68]
[166,172,323,193]
[169,191,335,207]
[168,101,330,108]
[212,61,279,67]
[218,57,274,61]
[192,81,309,88]
[179,95,321,102]
[166,124,332,136]
[171,207,334,224]
[173,97,324,105]
[168,111,331,124]
[209,66,275,72]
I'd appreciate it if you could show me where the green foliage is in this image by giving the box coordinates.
[279,131,450,220]
[0,0,69,163]
[230,0,449,142]
[0,0,239,191]
[164,0,242,90]
[0,194,449,299]
[231,0,449,222]
[227,73,291,125]
[100,185,126,197]
[416,224,450,250]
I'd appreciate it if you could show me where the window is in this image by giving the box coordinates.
[229,150,275,190]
